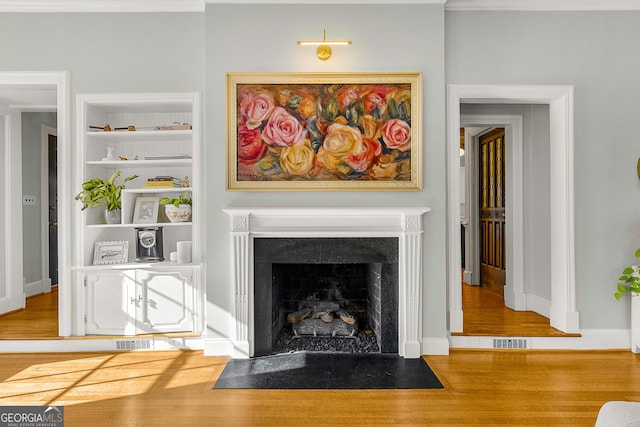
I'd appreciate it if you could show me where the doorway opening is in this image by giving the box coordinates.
[447,85,579,338]
[0,72,70,341]
[461,119,549,335]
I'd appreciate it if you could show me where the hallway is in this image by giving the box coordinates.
[455,283,580,337]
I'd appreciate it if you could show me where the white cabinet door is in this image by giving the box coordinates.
[135,268,194,333]
[85,270,136,335]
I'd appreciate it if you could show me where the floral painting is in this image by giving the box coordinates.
[227,73,422,191]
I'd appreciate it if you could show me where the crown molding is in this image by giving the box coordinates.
[445,0,640,11]
[0,0,204,13]
[204,0,446,3]
[0,0,636,12]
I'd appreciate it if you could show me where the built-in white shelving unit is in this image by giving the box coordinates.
[73,93,202,337]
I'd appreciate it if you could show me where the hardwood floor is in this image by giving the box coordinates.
[0,285,637,425]
[0,349,637,426]
[454,283,580,337]
[0,287,59,339]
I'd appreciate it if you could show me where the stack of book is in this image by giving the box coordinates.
[145,176,182,188]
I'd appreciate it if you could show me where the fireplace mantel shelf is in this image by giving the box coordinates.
[223,207,431,235]
[223,206,431,359]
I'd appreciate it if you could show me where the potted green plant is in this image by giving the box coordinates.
[615,248,640,353]
[615,248,640,300]
[75,170,138,224]
[160,191,192,223]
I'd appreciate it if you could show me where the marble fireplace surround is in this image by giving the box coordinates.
[223,207,431,359]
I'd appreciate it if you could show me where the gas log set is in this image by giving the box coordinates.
[287,301,357,337]
[272,300,380,354]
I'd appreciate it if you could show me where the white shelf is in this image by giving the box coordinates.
[86,222,192,229]
[77,92,200,266]
[86,129,192,140]
[123,187,192,194]
[86,159,192,168]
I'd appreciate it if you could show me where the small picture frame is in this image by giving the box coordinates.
[93,240,129,265]
[133,196,159,224]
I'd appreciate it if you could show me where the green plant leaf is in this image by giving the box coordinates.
[75,171,138,211]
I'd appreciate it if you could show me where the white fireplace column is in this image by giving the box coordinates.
[223,207,431,359]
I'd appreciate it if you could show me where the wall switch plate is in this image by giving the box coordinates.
[23,195,36,205]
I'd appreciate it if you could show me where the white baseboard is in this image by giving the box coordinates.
[24,280,45,297]
[421,337,450,355]
[449,329,630,351]
[463,270,473,284]
[0,331,627,354]
[0,337,204,353]
[526,293,550,318]
[204,338,235,357]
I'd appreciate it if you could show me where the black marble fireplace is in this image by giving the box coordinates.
[253,238,399,357]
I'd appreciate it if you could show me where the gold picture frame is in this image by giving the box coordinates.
[226,72,422,191]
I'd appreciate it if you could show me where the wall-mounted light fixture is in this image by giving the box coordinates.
[297,29,352,61]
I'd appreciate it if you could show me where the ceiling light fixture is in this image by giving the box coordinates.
[297,29,352,61]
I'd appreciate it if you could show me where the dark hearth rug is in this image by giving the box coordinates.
[213,352,443,389]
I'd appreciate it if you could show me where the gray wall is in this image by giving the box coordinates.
[0,117,4,299]
[0,13,204,94]
[205,4,447,341]
[21,112,57,286]
[447,11,640,328]
[0,13,204,309]
[0,5,634,339]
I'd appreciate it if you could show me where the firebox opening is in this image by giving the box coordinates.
[253,238,398,357]
[271,263,383,354]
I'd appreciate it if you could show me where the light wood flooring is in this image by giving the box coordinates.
[0,287,638,425]
[454,283,581,337]
[0,283,580,340]
[0,287,59,339]
[0,349,638,426]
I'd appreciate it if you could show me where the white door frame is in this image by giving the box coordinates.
[41,124,57,294]
[447,84,579,334]
[0,72,70,335]
[461,116,526,312]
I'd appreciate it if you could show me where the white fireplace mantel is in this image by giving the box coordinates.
[222,206,431,358]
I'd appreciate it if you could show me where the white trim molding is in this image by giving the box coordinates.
[0,0,204,12]
[222,206,431,359]
[206,0,445,3]
[447,84,578,336]
[445,0,640,11]
[449,329,629,351]
[0,0,636,12]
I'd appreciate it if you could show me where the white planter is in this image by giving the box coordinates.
[632,294,640,354]
[164,204,191,223]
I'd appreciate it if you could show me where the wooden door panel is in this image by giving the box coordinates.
[479,128,506,295]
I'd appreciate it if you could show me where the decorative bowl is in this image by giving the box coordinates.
[164,204,191,223]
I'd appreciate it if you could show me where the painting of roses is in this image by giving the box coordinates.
[227,72,422,190]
